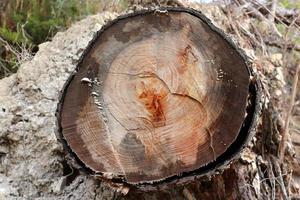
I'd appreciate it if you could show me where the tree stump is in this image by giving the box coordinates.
[57,7,261,189]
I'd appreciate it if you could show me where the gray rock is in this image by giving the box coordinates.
[0,12,117,199]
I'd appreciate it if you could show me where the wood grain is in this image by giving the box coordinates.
[58,8,252,184]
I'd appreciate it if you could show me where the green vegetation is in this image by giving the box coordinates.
[279,0,300,9]
[0,0,128,78]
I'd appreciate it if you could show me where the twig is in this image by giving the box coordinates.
[0,36,20,57]
[282,14,300,65]
[254,2,300,27]
[278,14,300,161]
[272,157,289,200]
[264,39,300,52]
[231,0,269,54]
[0,36,32,63]
[239,0,283,37]
[267,157,276,200]
[225,3,261,48]
[0,61,13,74]
[267,0,282,37]
[252,0,300,32]
[279,63,300,161]
[250,22,268,56]
[268,0,277,21]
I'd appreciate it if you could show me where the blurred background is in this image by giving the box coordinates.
[0,0,129,78]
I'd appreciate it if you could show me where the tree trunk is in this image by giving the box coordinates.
[57,7,261,192]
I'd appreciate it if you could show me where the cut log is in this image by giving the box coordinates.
[56,7,261,188]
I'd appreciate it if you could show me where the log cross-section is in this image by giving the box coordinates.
[57,8,260,187]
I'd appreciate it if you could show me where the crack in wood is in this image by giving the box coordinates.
[103,70,205,109]
[206,128,216,161]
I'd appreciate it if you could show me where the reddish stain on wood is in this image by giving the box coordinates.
[177,45,198,74]
[137,81,167,127]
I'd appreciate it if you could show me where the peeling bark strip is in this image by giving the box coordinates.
[56,7,261,187]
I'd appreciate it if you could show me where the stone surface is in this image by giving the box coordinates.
[0,11,118,199]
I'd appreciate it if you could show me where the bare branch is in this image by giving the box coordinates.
[279,63,300,161]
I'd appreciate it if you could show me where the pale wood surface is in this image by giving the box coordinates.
[59,9,251,184]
